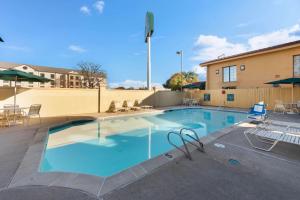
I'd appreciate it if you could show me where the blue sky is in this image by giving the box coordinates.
[1,0,300,88]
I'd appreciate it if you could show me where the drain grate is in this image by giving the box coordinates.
[214,143,225,148]
[228,159,240,165]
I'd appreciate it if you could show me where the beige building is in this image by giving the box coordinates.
[200,40,300,90]
[0,62,105,88]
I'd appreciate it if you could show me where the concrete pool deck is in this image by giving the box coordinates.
[0,107,300,199]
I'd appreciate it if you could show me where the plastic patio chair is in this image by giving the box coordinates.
[273,100,286,113]
[247,103,267,122]
[3,104,23,126]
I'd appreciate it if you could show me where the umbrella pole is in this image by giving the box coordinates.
[14,76,17,123]
[292,83,294,104]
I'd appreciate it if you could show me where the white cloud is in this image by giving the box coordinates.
[133,50,146,56]
[192,24,300,61]
[192,65,207,81]
[2,45,30,52]
[235,33,257,38]
[130,31,143,38]
[192,35,247,61]
[236,22,249,28]
[193,65,206,75]
[94,1,105,14]
[110,80,163,89]
[133,52,142,56]
[80,6,91,15]
[68,45,86,53]
[248,24,300,50]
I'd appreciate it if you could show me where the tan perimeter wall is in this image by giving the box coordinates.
[185,87,300,110]
[0,88,182,117]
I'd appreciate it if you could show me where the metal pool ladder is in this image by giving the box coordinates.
[167,128,204,160]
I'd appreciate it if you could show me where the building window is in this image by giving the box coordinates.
[50,74,55,79]
[223,66,237,82]
[216,70,219,75]
[204,94,211,101]
[75,76,80,80]
[70,76,74,80]
[227,94,235,101]
[23,66,28,70]
[50,81,55,87]
[294,55,300,76]
[70,82,74,87]
[40,73,45,77]
[75,82,79,86]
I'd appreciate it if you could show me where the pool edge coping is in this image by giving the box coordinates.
[6,106,250,198]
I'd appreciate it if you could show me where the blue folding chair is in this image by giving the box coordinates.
[247,104,267,121]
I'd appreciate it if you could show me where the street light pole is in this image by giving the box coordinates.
[176,50,183,92]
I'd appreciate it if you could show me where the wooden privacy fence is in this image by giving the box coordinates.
[185,87,300,110]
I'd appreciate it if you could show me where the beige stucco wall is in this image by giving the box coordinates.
[205,46,300,90]
[0,88,182,117]
[185,87,300,110]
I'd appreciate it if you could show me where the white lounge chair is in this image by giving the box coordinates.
[134,100,153,109]
[244,123,300,151]
[127,101,141,111]
[112,101,128,112]
[23,104,42,125]
[141,105,153,109]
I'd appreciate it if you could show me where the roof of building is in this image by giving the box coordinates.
[200,40,300,66]
[0,61,80,74]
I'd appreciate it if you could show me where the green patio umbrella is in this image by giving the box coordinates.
[183,82,206,99]
[0,69,51,118]
[182,82,206,89]
[265,78,300,103]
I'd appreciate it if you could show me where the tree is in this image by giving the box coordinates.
[163,71,199,91]
[115,86,126,90]
[77,62,107,89]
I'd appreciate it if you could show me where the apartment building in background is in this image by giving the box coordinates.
[200,40,300,90]
[0,62,106,88]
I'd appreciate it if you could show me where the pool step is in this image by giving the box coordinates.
[167,128,204,160]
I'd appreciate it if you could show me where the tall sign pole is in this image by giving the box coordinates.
[145,12,154,90]
[147,36,151,90]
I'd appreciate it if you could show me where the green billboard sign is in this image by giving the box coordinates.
[145,11,154,42]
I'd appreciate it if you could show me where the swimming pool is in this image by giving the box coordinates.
[40,108,247,177]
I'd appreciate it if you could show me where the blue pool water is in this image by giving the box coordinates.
[40,108,247,177]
